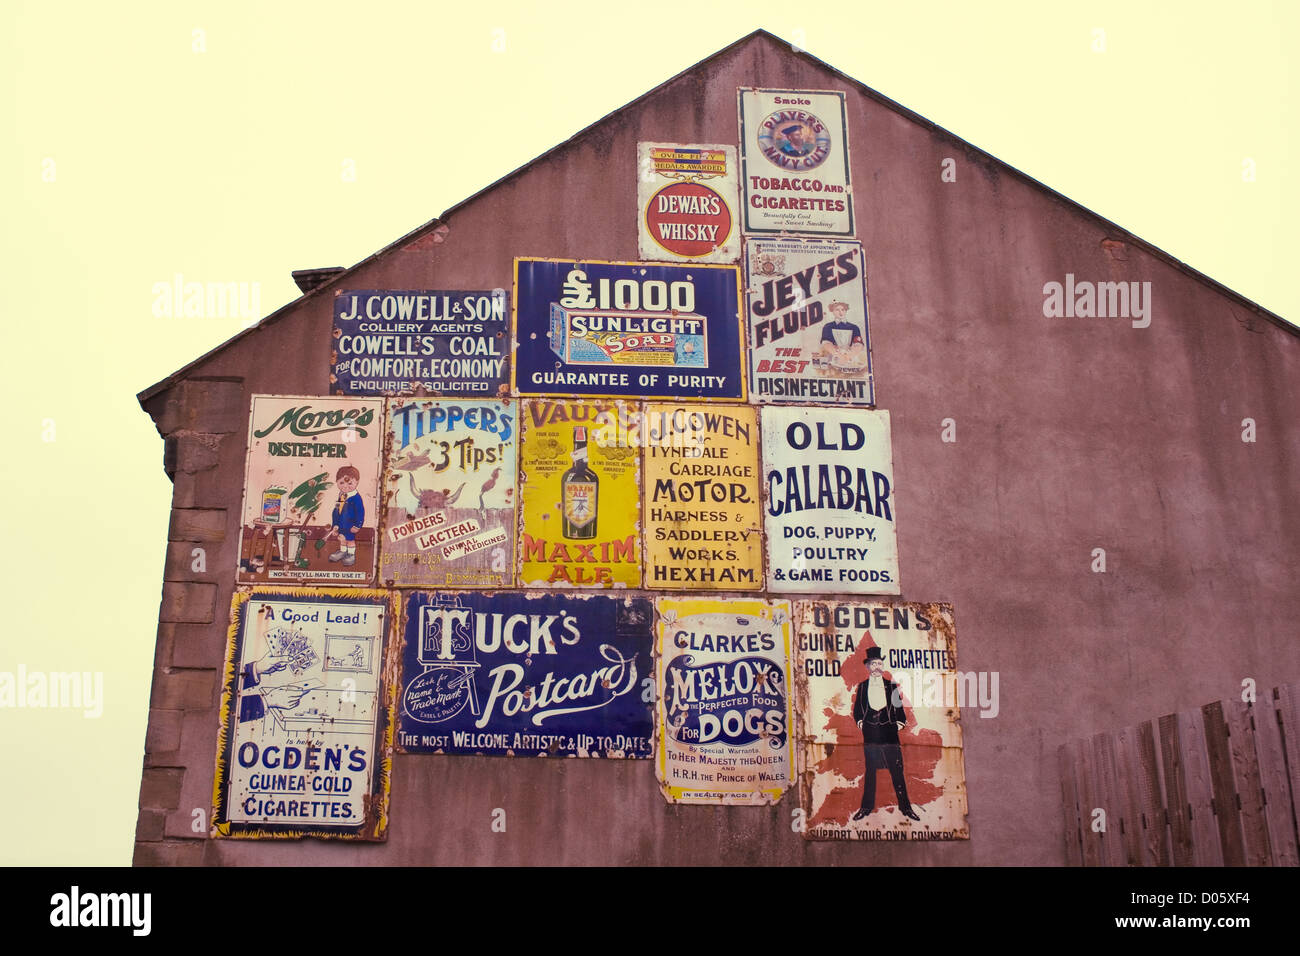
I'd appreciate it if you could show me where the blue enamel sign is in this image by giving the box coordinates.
[397,591,654,757]
[512,258,746,400]
[331,289,509,396]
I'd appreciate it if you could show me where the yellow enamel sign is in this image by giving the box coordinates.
[518,399,641,587]
[655,596,795,804]
[643,404,762,590]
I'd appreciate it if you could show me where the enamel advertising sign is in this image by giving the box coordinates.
[518,398,641,588]
[738,88,853,236]
[794,600,969,841]
[237,395,384,586]
[637,143,740,263]
[761,407,899,594]
[512,258,746,401]
[212,587,395,840]
[379,399,517,588]
[330,289,509,396]
[396,591,654,757]
[745,238,874,405]
[655,597,796,804]
[643,404,763,590]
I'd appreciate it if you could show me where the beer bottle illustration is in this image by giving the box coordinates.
[561,425,599,539]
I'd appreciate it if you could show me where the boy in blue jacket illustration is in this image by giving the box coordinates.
[327,465,364,566]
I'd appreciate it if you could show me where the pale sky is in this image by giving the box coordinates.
[1,0,1294,865]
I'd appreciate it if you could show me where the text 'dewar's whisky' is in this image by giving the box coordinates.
[562,426,599,539]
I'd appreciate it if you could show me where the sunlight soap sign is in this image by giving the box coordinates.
[512,258,746,401]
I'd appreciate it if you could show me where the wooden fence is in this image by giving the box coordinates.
[1059,681,1300,866]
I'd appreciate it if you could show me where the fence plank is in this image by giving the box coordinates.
[1138,723,1180,868]
[1254,690,1300,866]
[1076,736,1103,866]
[1115,725,1144,866]
[1132,720,1170,866]
[1275,683,1300,860]
[1092,732,1123,866]
[1203,700,1246,865]
[1223,699,1272,866]
[1058,743,1085,866]
[1178,708,1224,866]
[1159,713,1194,866]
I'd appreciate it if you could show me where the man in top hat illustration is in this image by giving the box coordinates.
[852,646,920,821]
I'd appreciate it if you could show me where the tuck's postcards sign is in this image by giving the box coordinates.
[397,591,653,758]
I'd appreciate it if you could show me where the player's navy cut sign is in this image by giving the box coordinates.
[397,590,654,757]
[512,258,746,401]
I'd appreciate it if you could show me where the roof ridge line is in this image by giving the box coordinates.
[137,28,1295,408]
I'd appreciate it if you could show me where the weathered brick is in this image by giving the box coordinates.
[163,808,209,841]
[162,435,177,478]
[159,581,217,624]
[143,705,220,767]
[179,708,218,754]
[165,621,228,669]
[149,668,217,711]
[171,466,229,509]
[135,809,166,843]
[193,380,246,434]
[145,708,184,753]
[132,840,205,867]
[163,541,224,581]
[166,765,217,839]
[173,432,226,474]
[156,380,246,436]
[155,384,199,435]
[140,768,185,809]
[169,508,227,542]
